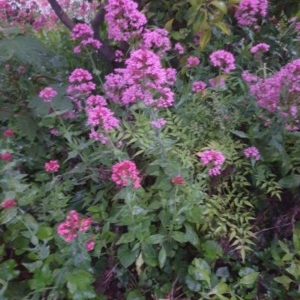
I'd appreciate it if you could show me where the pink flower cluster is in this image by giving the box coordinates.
[187,56,200,68]
[140,28,171,56]
[67,68,96,110]
[3,129,14,137]
[235,0,268,27]
[151,118,167,129]
[104,0,147,42]
[0,152,12,162]
[57,210,93,244]
[39,87,57,103]
[210,50,235,74]
[192,81,206,93]
[174,43,185,55]
[85,95,120,144]
[250,43,270,54]
[44,160,60,173]
[245,58,300,129]
[1,199,17,209]
[111,160,141,189]
[104,49,176,108]
[71,23,101,54]
[197,149,225,176]
[244,146,260,161]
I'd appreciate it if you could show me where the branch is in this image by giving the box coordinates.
[91,7,115,62]
[47,0,74,30]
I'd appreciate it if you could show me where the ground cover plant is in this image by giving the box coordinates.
[0,0,300,299]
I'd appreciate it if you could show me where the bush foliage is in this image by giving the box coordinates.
[0,0,300,299]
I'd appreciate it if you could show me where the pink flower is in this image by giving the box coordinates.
[187,56,200,68]
[197,149,225,176]
[210,50,235,73]
[1,199,17,209]
[104,49,176,108]
[244,146,260,161]
[192,81,206,93]
[209,77,226,88]
[68,68,93,83]
[171,176,185,185]
[0,152,12,162]
[111,160,141,188]
[71,23,94,40]
[44,160,60,173]
[235,0,268,27]
[174,43,185,55]
[39,87,57,103]
[250,43,270,54]
[151,118,167,129]
[85,238,95,251]
[57,210,93,242]
[104,0,147,42]
[141,28,171,56]
[3,129,14,137]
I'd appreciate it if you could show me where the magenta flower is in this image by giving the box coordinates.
[186,56,200,68]
[111,160,141,189]
[104,49,176,108]
[244,146,260,161]
[151,118,167,129]
[85,238,95,251]
[197,149,225,176]
[0,152,12,162]
[39,87,57,103]
[250,43,270,54]
[57,210,92,242]
[104,0,147,42]
[171,175,185,185]
[141,28,171,56]
[174,43,185,55]
[235,0,268,27]
[192,81,206,93]
[3,129,14,137]
[1,199,17,209]
[210,50,235,73]
[71,23,94,40]
[44,160,60,173]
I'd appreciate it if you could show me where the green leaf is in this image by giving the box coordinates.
[147,234,165,244]
[279,174,300,188]
[274,275,294,290]
[184,224,200,247]
[199,30,211,50]
[203,240,223,262]
[66,269,96,300]
[210,1,228,14]
[126,290,146,300]
[231,130,249,139]
[215,22,231,35]
[22,261,43,273]
[158,247,167,269]
[117,245,139,268]
[37,226,53,240]
[0,260,20,281]
[239,272,259,287]
[0,207,17,225]
[141,243,158,267]
[29,264,53,290]
[116,232,136,245]
[171,231,187,243]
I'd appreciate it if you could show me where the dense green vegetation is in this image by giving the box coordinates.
[0,0,300,299]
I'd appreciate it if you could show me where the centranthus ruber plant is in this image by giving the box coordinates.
[1,0,300,299]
